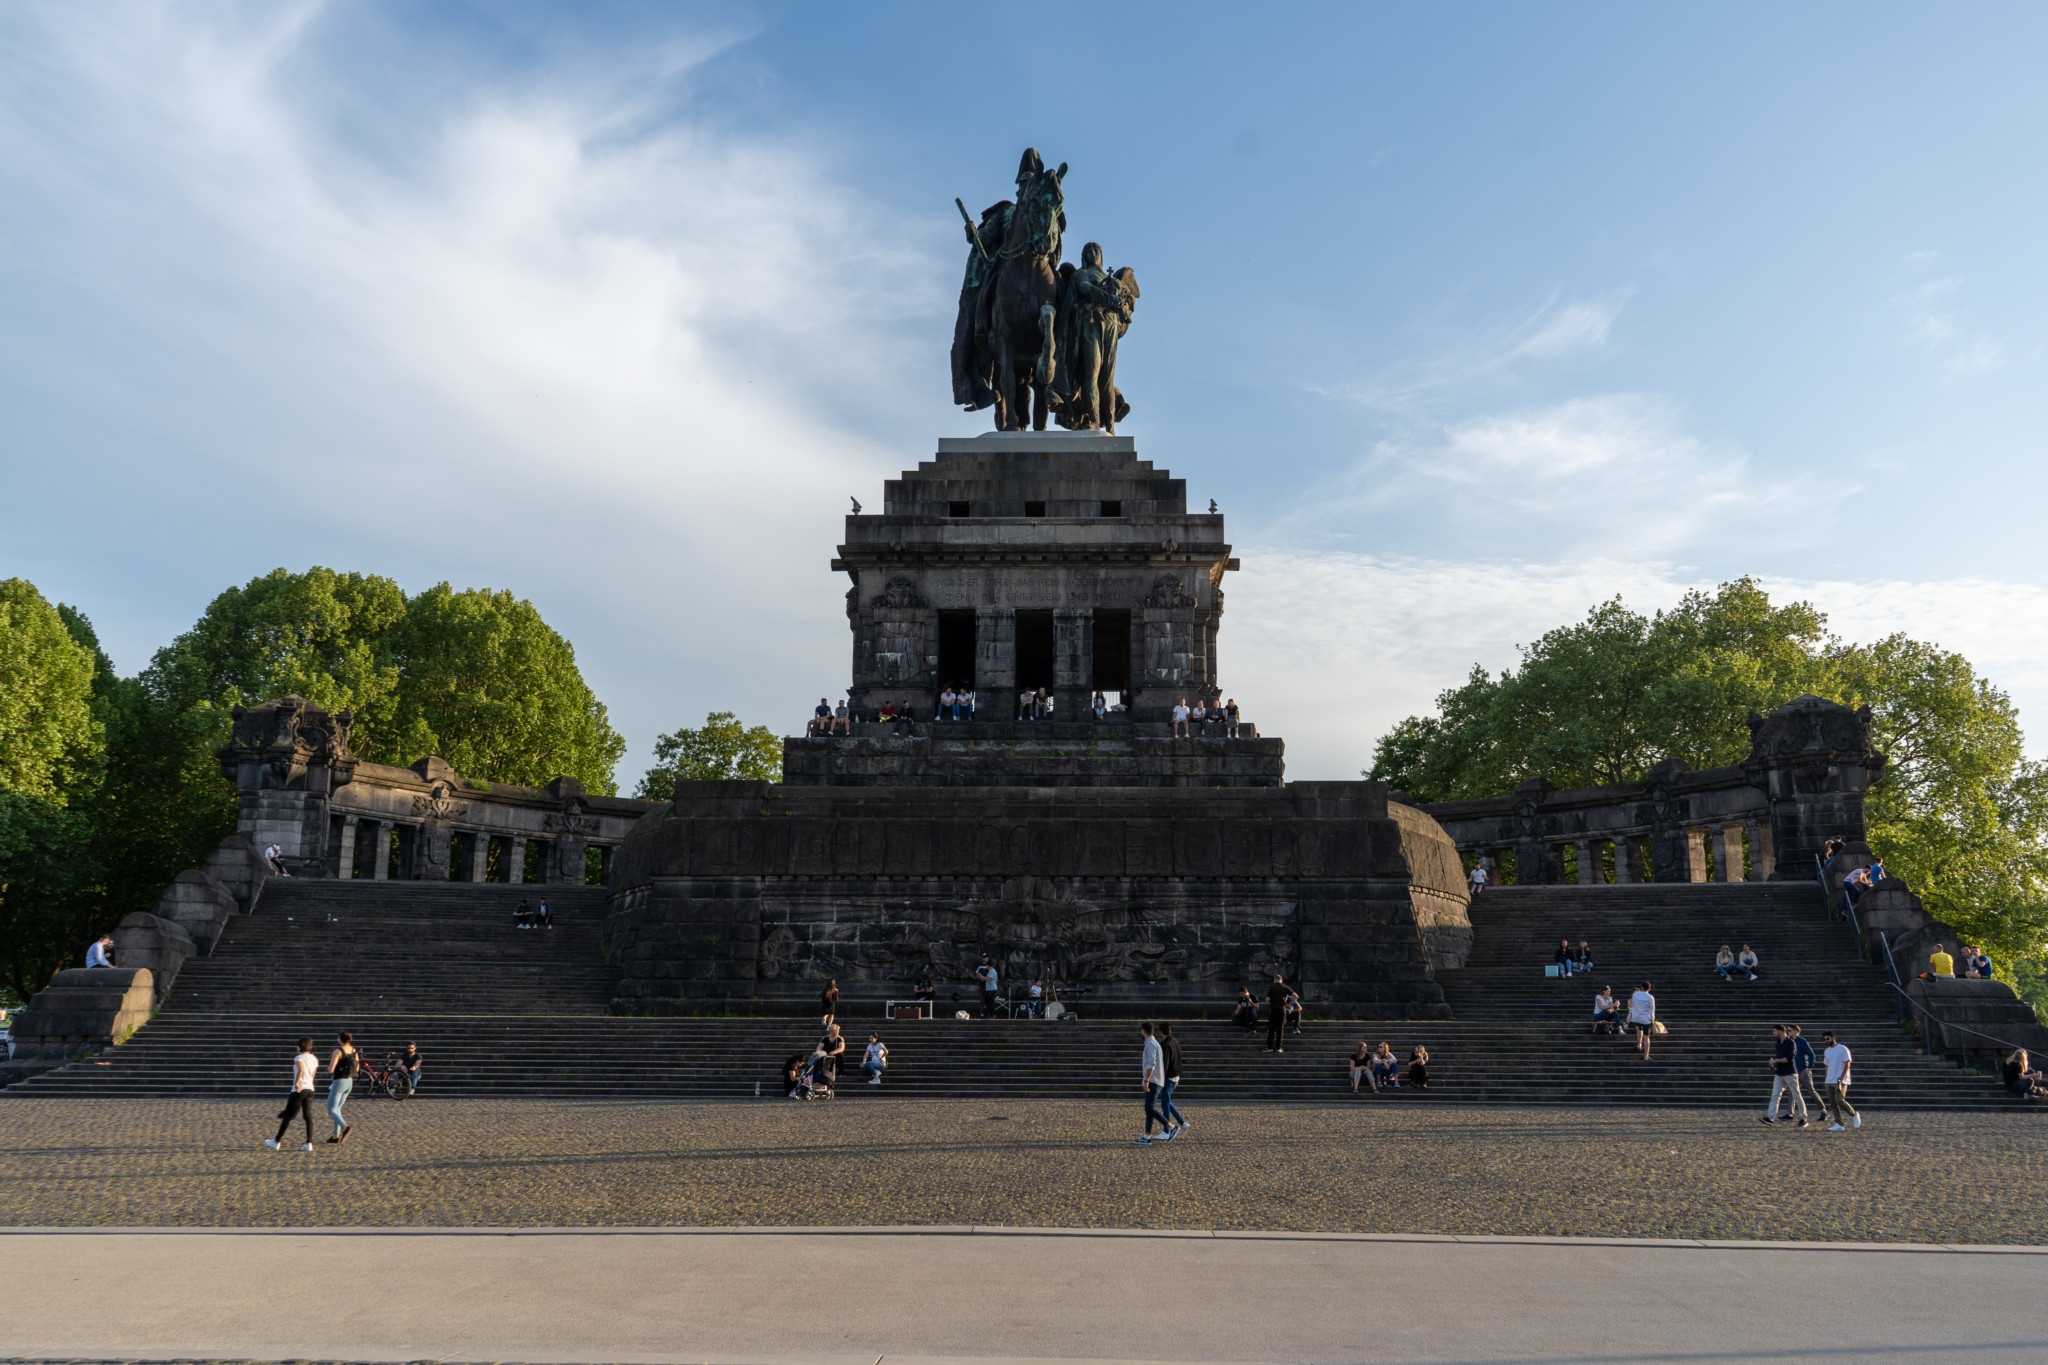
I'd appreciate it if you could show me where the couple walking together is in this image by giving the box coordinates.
[1136,1022,1189,1143]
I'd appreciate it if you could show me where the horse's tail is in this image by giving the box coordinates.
[1037,303,1057,387]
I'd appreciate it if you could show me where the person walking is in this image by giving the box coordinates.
[265,1037,320,1151]
[1822,1031,1861,1131]
[820,978,840,1028]
[1760,1024,1807,1126]
[1158,1022,1188,1137]
[1790,1024,1825,1115]
[1628,981,1657,1060]
[1265,974,1290,1053]
[862,1033,888,1085]
[326,1031,359,1143]
[1136,1022,1167,1143]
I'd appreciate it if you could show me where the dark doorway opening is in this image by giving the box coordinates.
[1015,610,1055,691]
[1092,609,1131,692]
[938,610,976,691]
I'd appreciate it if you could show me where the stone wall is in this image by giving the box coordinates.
[605,779,1470,1019]
[781,719,1282,788]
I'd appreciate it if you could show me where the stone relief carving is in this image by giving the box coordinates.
[1143,573,1195,609]
[544,797,600,835]
[871,575,928,610]
[411,780,471,821]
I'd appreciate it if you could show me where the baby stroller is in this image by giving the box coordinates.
[791,1051,835,1100]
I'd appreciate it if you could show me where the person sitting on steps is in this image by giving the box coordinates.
[1406,1044,1430,1089]
[1736,944,1759,979]
[1592,985,1620,1035]
[1555,938,1577,978]
[1371,1042,1401,1089]
[1715,944,1739,980]
[1230,988,1259,1030]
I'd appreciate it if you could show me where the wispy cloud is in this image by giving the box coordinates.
[1891,259,2009,375]
[0,3,945,781]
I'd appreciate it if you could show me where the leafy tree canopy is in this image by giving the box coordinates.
[0,579,102,801]
[636,711,783,798]
[1368,578,2048,979]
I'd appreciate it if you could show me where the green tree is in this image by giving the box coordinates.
[636,711,783,797]
[389,584,625,794]
[0,582,107,1000]
[1368,579,2048,987]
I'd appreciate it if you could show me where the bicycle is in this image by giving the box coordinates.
[357,1051,413,1101]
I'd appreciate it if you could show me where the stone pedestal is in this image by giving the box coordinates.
[1744,695,1887,882]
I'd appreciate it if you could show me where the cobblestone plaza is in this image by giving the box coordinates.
[3,1097,2042,1244]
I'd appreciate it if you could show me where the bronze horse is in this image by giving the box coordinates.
[985,160,1066,431]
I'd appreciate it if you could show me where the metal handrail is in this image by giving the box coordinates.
[1883,979,2036,1060]
[1815,854,1864,954]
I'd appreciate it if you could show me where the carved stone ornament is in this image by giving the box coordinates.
[871,575,928,610]
[411,780,470,821]
[1143,573,1195,609]
[544,798,600,836]
[216,695,357,787]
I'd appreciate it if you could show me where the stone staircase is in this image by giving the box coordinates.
[3,880,2023,1109]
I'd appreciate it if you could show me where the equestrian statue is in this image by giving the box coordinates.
[951,148,1139,433]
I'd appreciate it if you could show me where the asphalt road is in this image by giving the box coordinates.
[5,1228,2044,1365]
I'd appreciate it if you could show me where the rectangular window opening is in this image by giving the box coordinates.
[1024,500,1046,518]
[1015,610,1056,690]
[1092,609,1131,692]
[938,610,977,692]
[1100,500,1121,517]
[949,501,971,517]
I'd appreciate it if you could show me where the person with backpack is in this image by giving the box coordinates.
[1157,1022,1188,1137]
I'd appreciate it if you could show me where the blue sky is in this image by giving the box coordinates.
[4,2,2045,784]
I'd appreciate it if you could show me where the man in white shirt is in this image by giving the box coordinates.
[84,935,115,969]
[1172,699,1190,738]
[1627,982,1656,1060]
[1136,1022,1168,1143]
[1821,1032,1861,1131]
[1469,861,1489,897]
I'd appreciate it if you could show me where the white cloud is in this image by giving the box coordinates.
[0,3,948,784]
[1892,265,2007,375]
[1222,552,2048,781]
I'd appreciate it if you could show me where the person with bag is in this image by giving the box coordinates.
[264,1037,319,1152]
[326,1031,359,1143]
[1628,982,1657,1060]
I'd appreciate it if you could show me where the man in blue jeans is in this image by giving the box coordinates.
[1136,1023,1167,1143]
[1157,1022,1189,1139]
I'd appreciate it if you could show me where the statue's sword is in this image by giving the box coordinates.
[955,198,992,261]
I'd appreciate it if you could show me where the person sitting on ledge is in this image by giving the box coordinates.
[1468,860,1489,897]
[1190,699,1208,733]
[1231,987,1259,1030]
[1736,944,1759,980]
[85,934,115,969]
[1092,691,1107,719]
[832,699,850,734]
[1966,946,1994,979]
[878,701,897,724]
[1715,944,1739,980]
[962,687,975,721]
[939,685,956,720]
[1822,836,1845,862]
[809,698,831,736]
[1172,697,1191,738]
[1592,986,1620,1034]
[1928,942,1955,979]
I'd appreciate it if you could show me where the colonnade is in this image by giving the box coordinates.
[1473,817,1775,887]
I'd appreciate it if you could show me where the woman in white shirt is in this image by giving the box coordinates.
[1628,982,1657,1060]
[1592,987,1619,1035]
[264,1037,319,1151]
[862,1034,889,1086]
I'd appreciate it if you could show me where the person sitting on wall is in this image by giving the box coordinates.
[1822,836,1845,862]
[1172,698,1191,738]
[1736,944,1760,980]
[809,698,831,736]
[832,699,850,734]
[85,934,115,969]
[1230,987,1258,1029]
[1966,946,1995,979]
[1928,943,1956,979]
[940,685,957,721]
[263,843,291,876]
[1468,860,1489,897]
[962,687,976,721]
[878,701,897,724]
[1190,699,1208,733]
[1092,691,1108,719]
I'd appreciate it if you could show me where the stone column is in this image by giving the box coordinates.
[1680,828,1709,882]
[509,836,528,885]
[371,822,393,881]
[337,817,359,881]
[1745,818,1774,881]
[975,608,1016,723]
[469,833,490,883]
[1613,837,1641,884]
[1716,824,1745,882]
[1053,608,1092,719]
[1575,840,1597,885]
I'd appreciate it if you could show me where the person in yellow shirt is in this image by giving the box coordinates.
[1929,943,1955,978]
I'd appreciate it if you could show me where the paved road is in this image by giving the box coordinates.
[6,1229,2045,1364]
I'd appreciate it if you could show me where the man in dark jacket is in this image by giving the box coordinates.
[1158,1022,1188,1137]
[1266,974,1290,1053]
